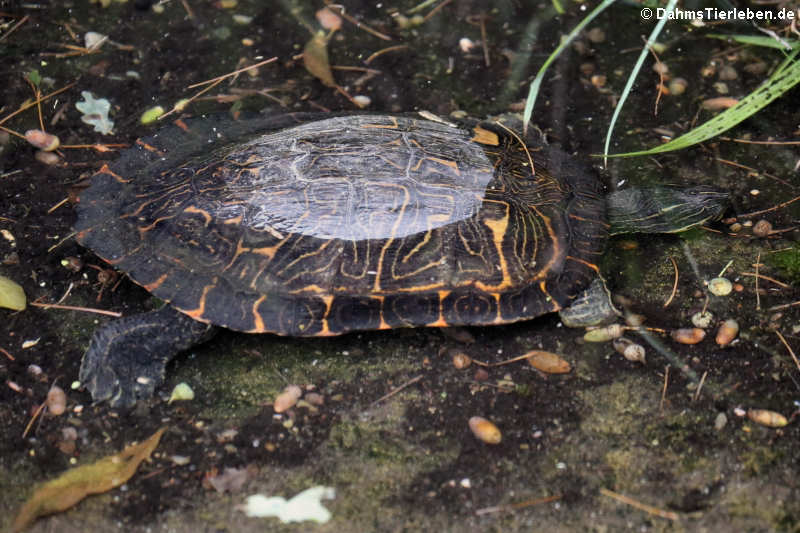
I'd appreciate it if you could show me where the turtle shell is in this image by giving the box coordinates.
[75,113,607,336]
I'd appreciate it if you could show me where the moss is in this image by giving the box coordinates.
[767,244,800,284]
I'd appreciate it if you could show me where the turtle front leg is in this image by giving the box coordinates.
[80,305,217,408]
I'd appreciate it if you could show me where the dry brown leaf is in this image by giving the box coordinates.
[13,427,167,532]
[303,31,336,87]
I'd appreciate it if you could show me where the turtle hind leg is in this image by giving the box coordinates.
[80,306,217,408]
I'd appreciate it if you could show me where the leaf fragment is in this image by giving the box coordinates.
[0,275,27,311]
[13,427,167,532]
[303,31,336,87]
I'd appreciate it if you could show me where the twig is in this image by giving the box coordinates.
[370,374,423,407]
[660,365,669,414]
[22,401,47,439]
[768,300,800,312]
[186,57,278,89]
[663,256,678,308]
[364,44,409,64]
[475,493,562,515]
[692,370,707,402]
[775,330,800,374]
[423,0,454,23]
[30,301,123,317]
[720,136,800,145]
[740,271,789,288]
[324,2,392,41]
[0,346,15,361]
[599,487,679,521]
[736,194,800,219]
[0,14,29,42]
[47,197,70,214]
[755,252,761,311]
[0,82,76,127]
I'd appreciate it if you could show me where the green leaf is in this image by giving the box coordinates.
[707,33,798,51]
[523,0,617,134]
[605,56,800,157]
[27,70,41,87]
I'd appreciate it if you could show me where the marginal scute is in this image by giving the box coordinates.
[76,114,607,335]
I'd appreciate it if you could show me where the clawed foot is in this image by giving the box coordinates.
[79,306,216,408]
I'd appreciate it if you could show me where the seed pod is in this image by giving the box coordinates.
[691,310,714,329]
[273,384,302,413]
[25,129,60,151]
[46,385,67,415]
[468,416,502,444]
[708,277,732,296]
[752,219,772,237]
[715,319,739,347]
[671,328,706,345]
[525,350,571,374]
[451,351,472,369]
[747,409,788,428]
[583,324,624,342]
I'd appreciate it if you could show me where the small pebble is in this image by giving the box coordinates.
[652,61,669,75]
[35,150,61,166]
[585,27,605,43]
[718,65,738,81]
[46,385,67,416]
[273,384,302,413]
[624,313,646,327]
[451,351,472,369]
[590,75,606,88]
[353,95,372,108]
[747,408,788,428]
[459,37,475,52]
[668,78,688,95]
[708,277,733,296]
[25,129,60,151]
[714,412,727,430]
[671,328,706,345]
[752,219,772,237]
[468,416,502,444]
[716,319,739,347]
[304,392,324,406]
[525,350,571,374]
[729,222,742,233]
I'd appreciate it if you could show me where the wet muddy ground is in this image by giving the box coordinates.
[1,1,800,531]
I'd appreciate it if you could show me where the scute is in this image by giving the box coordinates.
[75,113,607,335]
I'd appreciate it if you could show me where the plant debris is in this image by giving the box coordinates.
[12,427,167,532]
[241,486,335,524]
[75,91,114,134]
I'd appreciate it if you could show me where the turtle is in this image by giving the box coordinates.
[74,112,728,407]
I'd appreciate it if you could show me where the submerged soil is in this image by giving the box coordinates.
[1,1,800,531]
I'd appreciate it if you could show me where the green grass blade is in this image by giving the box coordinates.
[606,57,800,157]
[707,33,798,50]
[602,0,677,163]
[522,0,617,134]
